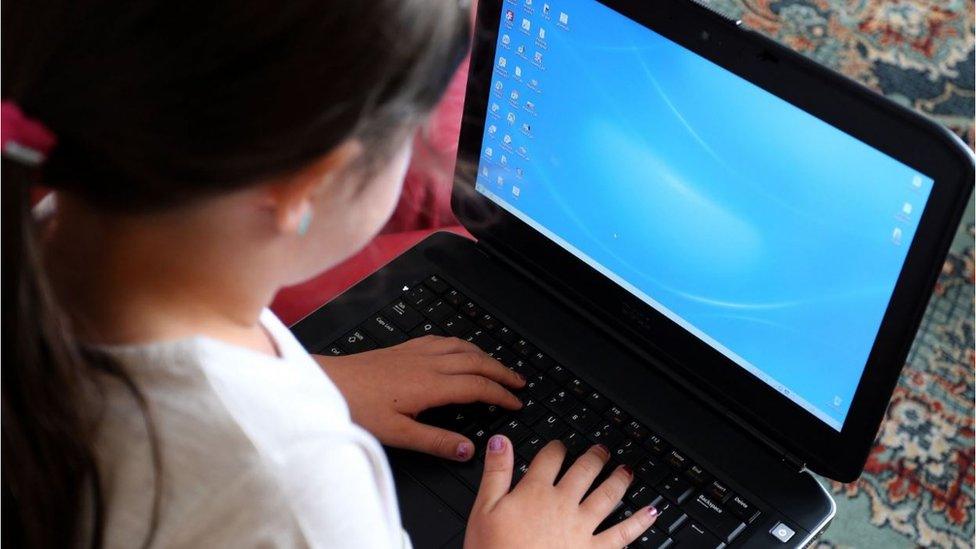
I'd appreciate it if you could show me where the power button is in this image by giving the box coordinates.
[770,522,796,543]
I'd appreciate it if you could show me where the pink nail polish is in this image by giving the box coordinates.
[488,434,506,453]
[456,442,473,460]
[647,506,659,518]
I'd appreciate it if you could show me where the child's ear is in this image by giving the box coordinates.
[263,140,362,236]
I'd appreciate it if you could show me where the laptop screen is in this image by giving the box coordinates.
[473,1,935,431]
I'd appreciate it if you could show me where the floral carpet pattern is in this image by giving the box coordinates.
[700,0,975,546]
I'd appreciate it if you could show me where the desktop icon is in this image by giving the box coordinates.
[543,3,551,16]
[559,12,569,25]
[517,44,526,56]
[503,134,512,145]
[491,102,500,113]
[498,57,507,68]
[488,124,497,135]
[481,167,488,177]
[521,18,531,32]
[512,186,521,197]
[533,51,543,64]
[521,122,531,133]
[514,66,522,78]
[507,112,516,124]
[510,90,520,102]
[911,175,923,189]
[502,34,511,46]
[525,100,536,112]
[891,227,903,245]
[833,396,842,407]
[516,167,524,178]
[538,28,546,40]
[500,154,508,165]
[485,147,493,157]
[497,175,504,186]
[517,146,527,156]
[902,202,913,216]
[526,0,533,6]
[494,81,503,92]
[505,10,515,22]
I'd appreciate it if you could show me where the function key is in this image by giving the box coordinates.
[672,521,721,549]
[460,301,481,319]
[444,289,465,307]
[706,480,730,503]
[423,274,450,294]
[546,364,571,384]
[686,464,711,486]
[512,338,536,357]
[408,320,446,338]
[624,420,649,443]
[645,434,670,456]
[321,343,345,356]
[441,314,476,338]
[423,300,456,323]
[404,285,431,307]
[666,450,689,471]
[584,390,610,413]
[494,325,518,345]
[477,313,499,331]
[382,299,424,332]
[567,377,591,399]
[604,406,629,428]
[339,329,378,354]
[727,494,761,523]
[657,473,694,504]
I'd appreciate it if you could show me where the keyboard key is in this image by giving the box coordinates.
[476,313,499,331]
[532,413,568,439]
[631,528,673,548]
[635,456,670,486]
[584,390,610,413]
[494,325,518,345]
[423,300,455,323]
[519,397,546,425]
[726,494,760,523]
[339,329,377,354]
[658,474,694,504]
[404,285,432,307]
[496,419,531,445]
[566,405,600,432]
[462,425,491,454]
[508,357,536,377]
[421,406,476,431]
[566,377,591,399]
[524,373,558,399]
[512,338,535,357]
[460,301,480,319]
[653,499,689,534]
[666,450,689,471]
[671,521,723,549]
[441,314,476,338]
[561,430,590,459]
[611,439,647,467]
[321,343,344,356]
[408,320,446,338]
[686,465,711,487]
[529,351,556,371]
[516,434,547,460]
[513,461,530,485]
[361,315,408,347]
[646,434,670,456]
[587,422,625,448]
[605,406,629,428]
[488,346,518,368]
[626,483,658,508]
[624,420,650,443]
[682,492,746,543]
[544,390,576,415]
[423,274,450,294]
[465,329,498,352]
[706,480,730,503]
[382,299,425,332]
[444,289,465,307]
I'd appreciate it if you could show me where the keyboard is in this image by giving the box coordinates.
[320,274,764,548]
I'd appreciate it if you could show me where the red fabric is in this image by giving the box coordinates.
[271,226,471,326]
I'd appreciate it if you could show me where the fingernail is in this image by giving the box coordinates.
[622,465,634,477]
[596,444,610,456]
[516,373,526,383]
[647,506,659,518]
[456,442,473,460]
[488,435,506,453]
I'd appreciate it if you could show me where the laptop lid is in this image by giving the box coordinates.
[451,0,973,481]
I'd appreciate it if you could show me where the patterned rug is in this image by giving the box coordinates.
[700,0,975,546]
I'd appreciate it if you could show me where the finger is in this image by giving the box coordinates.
[384,415,476,462]
[423,336,484,355]
[557,444,610,500]
[594,505,659,549]
[437,375,523,410]
[521,440,566,486]
[472,435,514,512]
[396,334,448,350]
[436,351,526,389]
[580,465,634,523]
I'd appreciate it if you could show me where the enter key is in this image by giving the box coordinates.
[682,492,746,544]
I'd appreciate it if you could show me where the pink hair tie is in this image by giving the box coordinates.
[1,101,57,166]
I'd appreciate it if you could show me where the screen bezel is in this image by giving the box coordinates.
[452,0,974,481]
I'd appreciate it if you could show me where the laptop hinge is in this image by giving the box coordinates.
[475,237,809,476]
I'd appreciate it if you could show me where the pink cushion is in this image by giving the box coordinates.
[271,226,471,326]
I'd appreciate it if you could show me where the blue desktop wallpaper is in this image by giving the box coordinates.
[476,0,933,430]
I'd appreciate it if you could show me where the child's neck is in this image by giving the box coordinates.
[44,193,280,356]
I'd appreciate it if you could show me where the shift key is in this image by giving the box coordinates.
[682,492,746,543]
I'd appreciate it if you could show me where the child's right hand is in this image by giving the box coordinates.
[464,436,659,549]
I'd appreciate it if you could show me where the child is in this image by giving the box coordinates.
[3,1,658,547]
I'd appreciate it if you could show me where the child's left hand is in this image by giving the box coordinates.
[315,336,526,461]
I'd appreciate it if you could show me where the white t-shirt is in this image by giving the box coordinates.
[90,309,411,548]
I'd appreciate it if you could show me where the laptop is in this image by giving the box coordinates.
[291,0,974,547]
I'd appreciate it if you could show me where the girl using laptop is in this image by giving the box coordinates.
[3,1,658,546]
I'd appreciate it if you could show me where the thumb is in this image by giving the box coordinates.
[472,434,513,513]
[389,415,476,462]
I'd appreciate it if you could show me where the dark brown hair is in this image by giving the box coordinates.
[1,1,469,547]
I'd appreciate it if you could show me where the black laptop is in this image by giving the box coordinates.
[292,0,974,547]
